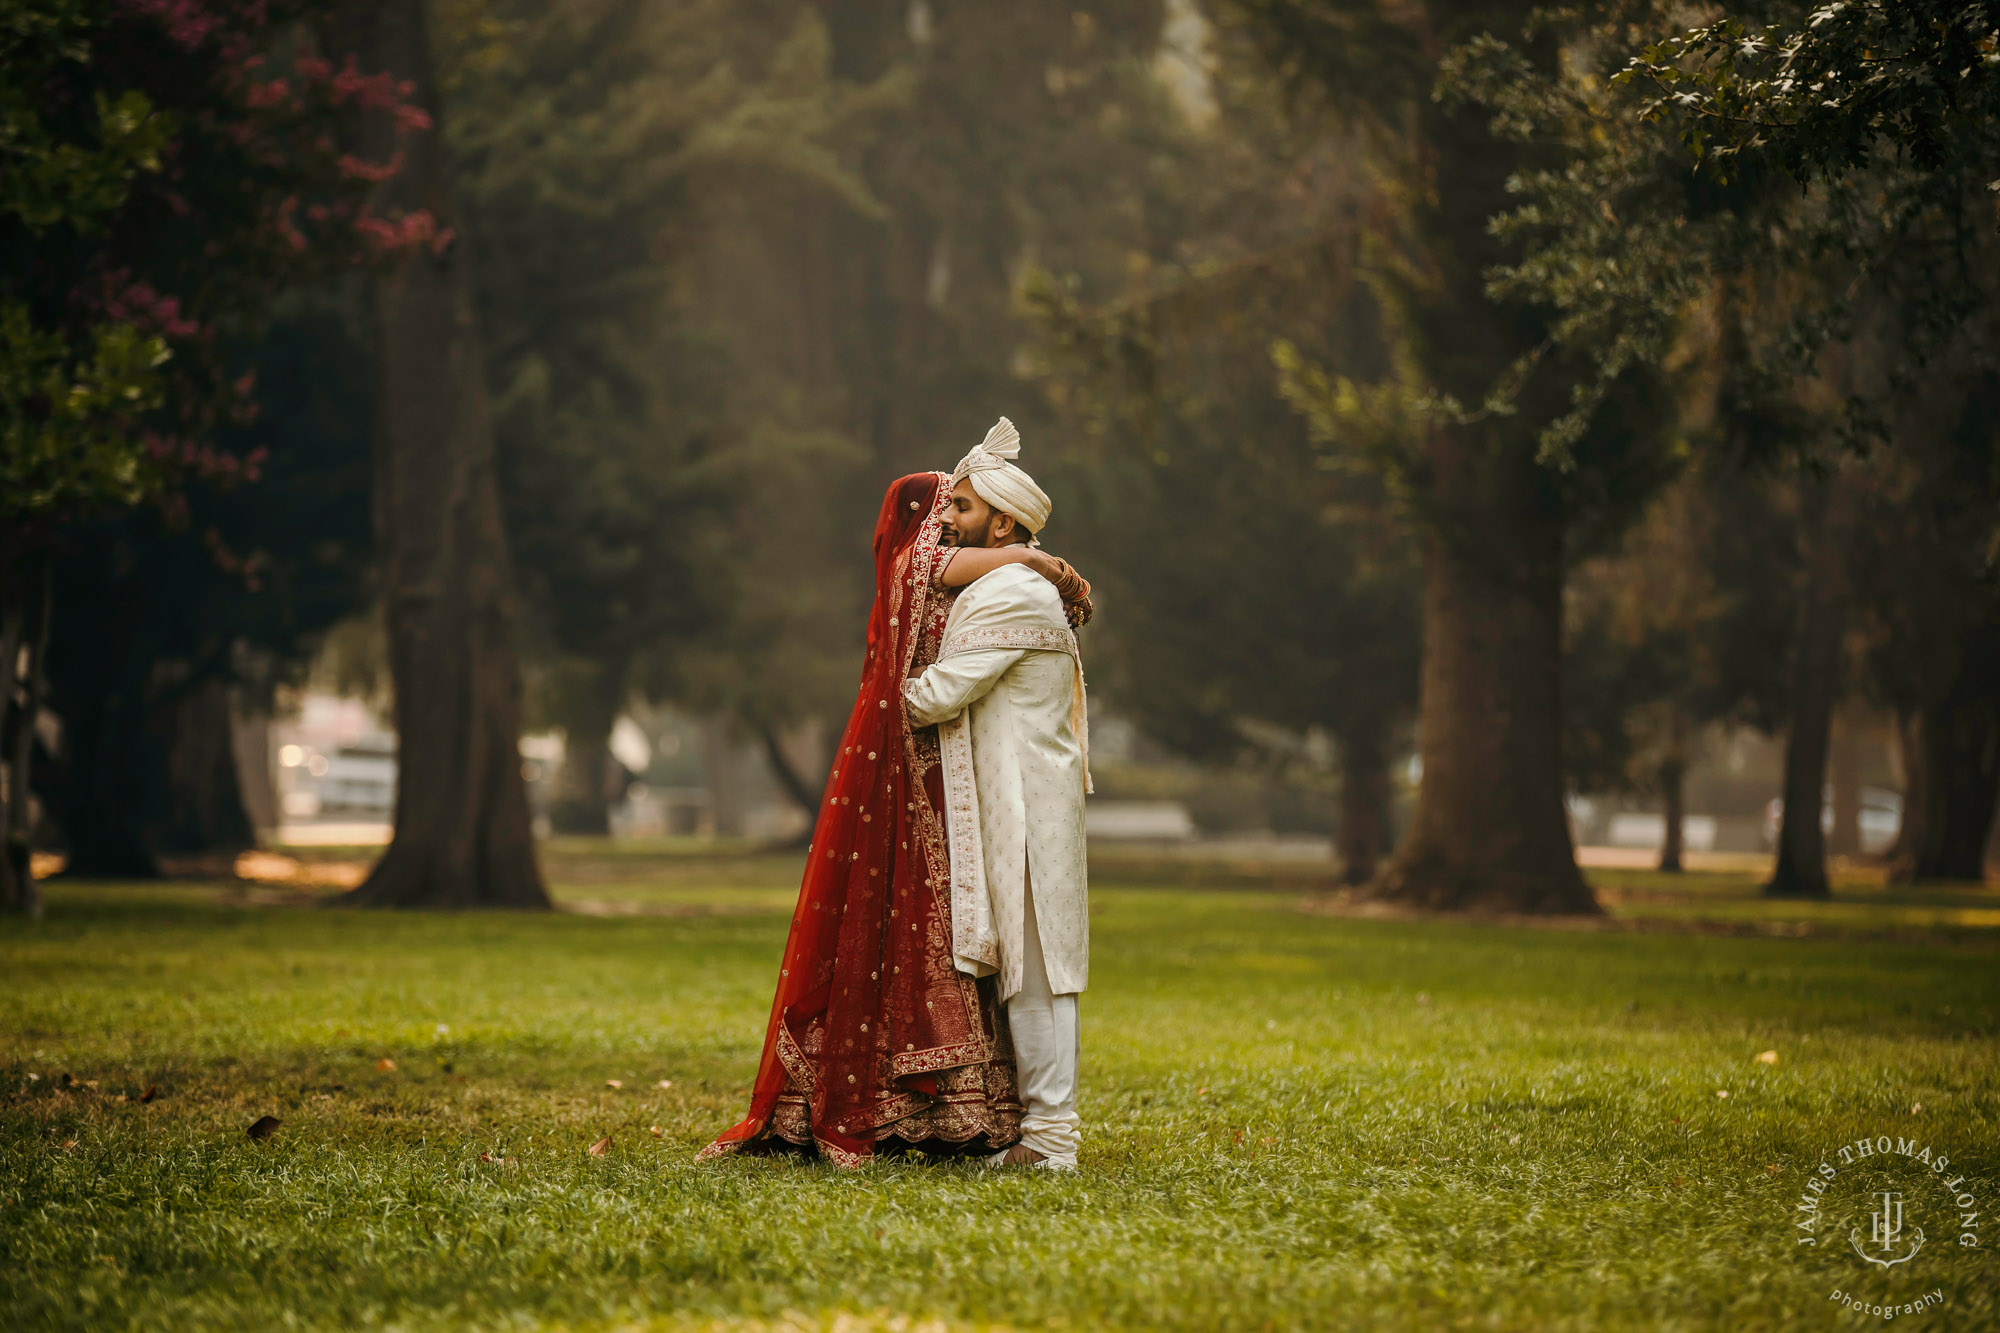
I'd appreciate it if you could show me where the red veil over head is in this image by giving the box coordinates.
[699,472,1020,1167]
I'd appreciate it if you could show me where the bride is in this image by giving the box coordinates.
[699,470,1090,1166]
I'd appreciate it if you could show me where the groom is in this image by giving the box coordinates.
[903,419,1091,1171]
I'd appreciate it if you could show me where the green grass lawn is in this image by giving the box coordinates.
[3,851,1997,1331]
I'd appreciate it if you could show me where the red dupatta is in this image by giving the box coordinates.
[699,472,1020,1167]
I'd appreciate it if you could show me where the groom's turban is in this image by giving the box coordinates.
[951,417,1051,537]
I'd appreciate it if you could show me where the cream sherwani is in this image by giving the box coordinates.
[903,561,1090,1166]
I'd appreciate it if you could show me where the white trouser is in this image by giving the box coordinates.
[1007,879,1082,1166]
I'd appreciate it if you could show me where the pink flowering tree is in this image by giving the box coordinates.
[0,0,432,912]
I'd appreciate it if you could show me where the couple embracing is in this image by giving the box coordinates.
[698,419,1093,1172]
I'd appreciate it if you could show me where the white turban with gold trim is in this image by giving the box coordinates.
[951,417,1051,539]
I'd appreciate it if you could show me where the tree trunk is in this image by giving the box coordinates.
[761,725,823,822]
[49,657,161,880]
[701,717,742,837]
[1370,511,1597,914]
[1886,710,1925,882]
[1905,625,2000,883]
[338,0,547,909]
[1766,482,1840,899]
[759,724,826,849]
[1826,703,1863,860]
[546,657,628,837]
[0,546,50,914]
[230,693,278,840]
[154,675,257,857]
[1655,702,1689,873]
[1334,716,1392,887]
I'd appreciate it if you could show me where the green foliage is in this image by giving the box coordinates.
[443,0,747,695]
[645,2,1192,742]
[1618,2,2000,191]
[3,865,1998,1327]
[0,304,171,514]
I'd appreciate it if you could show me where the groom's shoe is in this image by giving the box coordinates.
[984,1143,1077,1171]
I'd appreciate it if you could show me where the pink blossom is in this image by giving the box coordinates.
[119,0,222,51]
[337,151,404,183]
[244,78,289,109]
[356,210,446,256]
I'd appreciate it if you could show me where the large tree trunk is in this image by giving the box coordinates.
[1370,507,1597,914]
[546,657,628,837]
[338,0,547,909]
[1334,716,1393,887]
[1766,482,1840,899]
[1904,623,2000,883]
[0,545,50,914]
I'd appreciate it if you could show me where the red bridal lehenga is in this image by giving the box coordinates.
[698,472,1023,1167]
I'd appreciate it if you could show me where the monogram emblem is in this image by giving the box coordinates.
[1849,1190,1925,1269]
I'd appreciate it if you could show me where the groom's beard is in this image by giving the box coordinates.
[942,512,1004,548]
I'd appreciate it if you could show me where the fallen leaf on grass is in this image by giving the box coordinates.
[1232,1128,1244,1146]
[1754,1050,1778,1065]
[649,1125,663,1137]
[588,1136,612,1156]
[375,1058,397,1072]
[138,1084,158,1104]
[60,1139,78,1152]
[604,1079,623,1089]
[247,1116,282,1142]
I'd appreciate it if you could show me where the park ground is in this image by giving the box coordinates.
[3,844,1997,1331]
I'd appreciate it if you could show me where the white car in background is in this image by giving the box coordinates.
[1762,786,1902,854]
